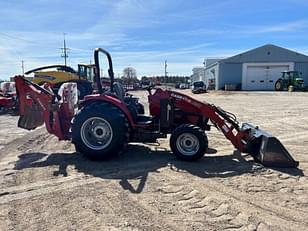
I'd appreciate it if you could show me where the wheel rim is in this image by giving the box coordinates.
[288,85,294,92]
[176,133,200,156]
[276,82,281,90]
[80,117,113,150]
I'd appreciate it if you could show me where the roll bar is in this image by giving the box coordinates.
[94,48,114,94]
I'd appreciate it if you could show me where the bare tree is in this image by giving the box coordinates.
[123,67,137,79]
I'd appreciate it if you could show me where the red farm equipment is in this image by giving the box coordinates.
[14,48,298,168]
[0,81,18,114]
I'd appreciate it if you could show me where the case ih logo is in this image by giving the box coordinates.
[36,75,56,81]
[170,93,203,109]
[170,93,188,101]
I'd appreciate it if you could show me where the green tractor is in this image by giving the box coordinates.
[275,71,305,91]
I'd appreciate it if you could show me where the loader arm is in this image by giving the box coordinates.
[166,91,249,151]
[165,90,298,168]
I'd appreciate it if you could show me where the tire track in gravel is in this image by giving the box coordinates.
[155,167,308,230]
[0,161,161,204]
[6,179,185,231]
[2,164,183,230]
[98,181,183,231]
[126,172,241,230]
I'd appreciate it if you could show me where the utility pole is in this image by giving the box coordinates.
[61,33,69,66]
[203,58,206,82]
[164,60,168,83]
[21,60,25,75]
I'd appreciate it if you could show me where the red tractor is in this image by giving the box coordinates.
[0,81,18,114]
[14,48,298,168]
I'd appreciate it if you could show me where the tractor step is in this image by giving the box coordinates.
[131,129,167,143]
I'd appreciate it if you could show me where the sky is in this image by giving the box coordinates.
[1,0,308,80]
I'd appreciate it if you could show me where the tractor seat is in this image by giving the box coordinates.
[113,82,152,125]
[126,102,152,125]
[113,82,125,101]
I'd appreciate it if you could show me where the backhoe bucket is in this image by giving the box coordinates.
[18,102,44,130]
[243,123,299,168]
[15,75,53,130]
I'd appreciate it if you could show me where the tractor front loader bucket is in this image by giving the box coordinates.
[242,123,299,168]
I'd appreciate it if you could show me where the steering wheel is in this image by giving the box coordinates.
[145,84,156,95]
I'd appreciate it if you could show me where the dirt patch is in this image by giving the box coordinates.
[0,115,30,151]
[0,90,307,230]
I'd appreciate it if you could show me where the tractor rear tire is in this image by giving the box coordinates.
[275,79,282,91]
[72,102,129,160]
[170,124,208,161]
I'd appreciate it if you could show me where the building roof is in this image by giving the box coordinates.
[201,44,308,71]
[204,58,222,67]
[221,44,308,63]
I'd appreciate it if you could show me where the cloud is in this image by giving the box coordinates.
[0,0,209,79]
[175,18,308,39]
[1,1,308,79]
[239,19,308,34]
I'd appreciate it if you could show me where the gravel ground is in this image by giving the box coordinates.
[0,89,307,231]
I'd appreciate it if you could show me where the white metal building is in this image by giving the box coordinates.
[201,44,308,90]
[191,67,205,83]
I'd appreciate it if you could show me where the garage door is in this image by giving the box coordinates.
[245,65,289,90]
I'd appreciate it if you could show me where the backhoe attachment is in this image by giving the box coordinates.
[15,75,77,140]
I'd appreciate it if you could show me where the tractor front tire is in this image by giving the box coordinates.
[275,79,282,91]
[0,106,6,115]
[288,85,294,92]
[170,124,208,161]
[72,102,129,160]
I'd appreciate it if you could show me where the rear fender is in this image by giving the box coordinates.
[80,94,136,128]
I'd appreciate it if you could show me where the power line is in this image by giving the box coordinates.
[21,60,25,75]
[0,32,60,50]
[164,60,168,78]
[0,32,36,43]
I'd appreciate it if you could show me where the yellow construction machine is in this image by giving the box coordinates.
[25,64,95,99]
